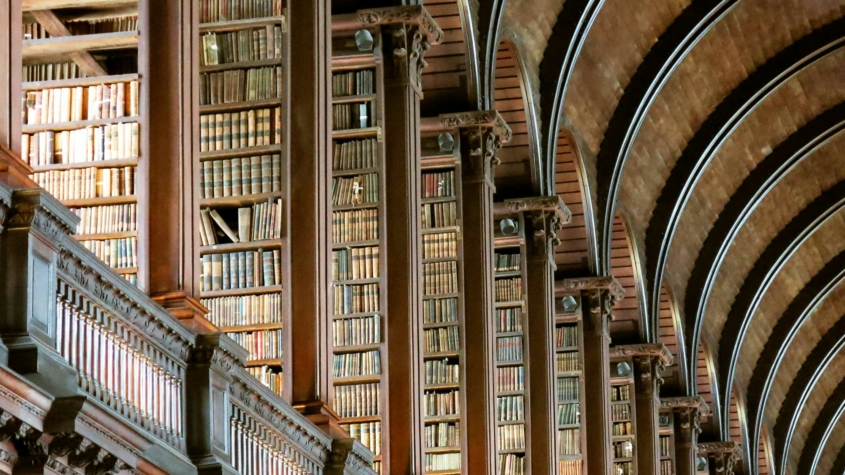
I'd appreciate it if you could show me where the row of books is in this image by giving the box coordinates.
[332,209,379,243]
[613,440,633,458]
[423,261,458,296]
[495,253,521,272]
[423,390,460,416]
[612,421,634,436]
[499,454,525,475]
[247,366,283,396]
[332,70,375,97]
[82,237,137,269]
[34,166,135,200]
[333,284,379,315]
[200,249,282,291]
[496,277,523,302]
[497,424,525,451]
[557,352,580,373]
[424,327,460,354]
[24,123,140,165]
[200,27,283,66]
[332,314,380,347]
[70,204,136,234]
[497,395,524,422]
[421,202,457,228]
[423,231,457,260]
[422,170,455,199]
[333,247,380,281]
[23,82,139,124]
[332,138,378,171]
[558,461,582,475]
[614,462,633,475]
[612,403,631,422]
[423,297,458,324]
[557,377,579,401]
[340,422,381,456]
[497,366,525,392]
[200,108,281,151]
[200,67,282,105]
[199,0,283,23]
[496,336,523,362]
[424,453,460,472]
[199,199,282,245]
[425,421,460,448]
[661,460,673,475]
[333,102,373,132]
[201,154,283,198]
[202,294,282,327]
[333,383,380,418]
[226,329,283,360]
[424,359,460,385]
[557,325,579,347]
[496,308,523,333]
[611,385,631,401]
[558,402,579,425]
[333,350,381,377]
[332,173,378,205]
[558,428,580,456]
[660,435,672,457]
[23,16,138,40]
[23,62,84,82]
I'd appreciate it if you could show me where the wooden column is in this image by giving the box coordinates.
[613,344,673,475]
[698,441,741,475]
[559,277,625,475]
[0,0,20,154]
[442,110,510,475]
[507,196,571,474]
[662,397,709,475]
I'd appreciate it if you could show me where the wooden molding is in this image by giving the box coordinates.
[611,343,673,366]
[555,276,625,307]
[661,396,710,415]
[494,195,572,223]
[439,110,512,143]
[333,6,444,45]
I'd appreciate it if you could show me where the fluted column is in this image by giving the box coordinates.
[557,277,625,475]
[661,396,709,475]
[698,441,741,475]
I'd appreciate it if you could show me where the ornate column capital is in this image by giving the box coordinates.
[499,196,571,264]
[443,110,512,188]
[613,343,673,396]
[698,441,741,475]
[557,276,626,331]
[6,188,77,245]
[662,396,709,444]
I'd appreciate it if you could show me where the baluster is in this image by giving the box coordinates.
[56,299,65,356]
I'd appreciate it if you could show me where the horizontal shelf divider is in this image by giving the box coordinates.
[200,57,284,73]
[200,239,282,254]
[200,285,283,298]
[23,31,138,59]
[22,73,139,91]
[23,116,139,134]
[31,158,139,172]
[219,322,284,333]
[200,191,283,208]
[199,15,286,33]
[199,144,282,161]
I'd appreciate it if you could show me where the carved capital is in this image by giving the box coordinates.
[444,111,511,186]
[357,6,443,44]
[503,196,572,263]
[611,343,673,366]
[7,189,76,243]
[698,441,741,475]
[557,276,626,308]
[190,333,248,372]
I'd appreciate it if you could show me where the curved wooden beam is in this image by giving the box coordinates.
[594,0,740,277]
[795,376,845,475]
[477,0,506,110]
[717,181,845,434]
[832,435,845,475]
[771,309,845,474]
[684,102,845,401]
[643,17,845,344]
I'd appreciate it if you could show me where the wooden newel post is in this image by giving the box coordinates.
[558,277,625,475]
[661,397,709,475]
[698,441,741,475]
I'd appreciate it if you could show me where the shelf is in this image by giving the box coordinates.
[75,231,137,241]
[496,331,523,338]
[199,144,281,161]
[494,270,522,278]
[62,195,136,207]
[332,201,379,211]
[421,225,460,235]
[558,423,581,430]
[423,321,460,329]
[611,400,632,405]
[333,374,381,385]
[200,57,284,73]
[22,116,139,134]
[115,267,137,275]
[496,419,525,426]
[332,167,380,177]
[424,471,461,475]
[332,127,380,140]
[200,16,286,33]
[200,285,283,298]
[612,435,636,441]
[200,98,282,114]
[219,322,284,333]
[424,446,461,454]
[336,414,381,424]
[333,343,381,354]
[496,390,525,397]
[496,360,524,367]
[557,345,580,352]
[424,351,460,359]
[332,277,380,285]
[22,73,139,91]
[200,191,283,208]
[332,311,381,320]
[495,300,525,308]
[420,196,456,204]
[556,370,582,377]
[200,239,282,255]
[246,358,283,367]
[424,383,459,391]
[423,293,460,301]
[424,415,460,423]
[332,94,377,104]
[498,448,527,454]
[31,158,139,172]
[23,31,139,60]
[556,314,581,324]
[421,256,458,264]
[332,239,379,250]
[558,454,582,461]
[613,457,633,463]
[556,398,580,404]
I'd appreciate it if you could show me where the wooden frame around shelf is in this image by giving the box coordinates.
[610,356,639,475]
[659,410,677,475]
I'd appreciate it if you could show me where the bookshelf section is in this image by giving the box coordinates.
[494,216,530,475]
[197,1,288,398]
[555,291,584,475]
[420,131,466,475]
[610,357,638,475]
[659,410,676,475]
[330,30,385,474]
[21,2,142,285]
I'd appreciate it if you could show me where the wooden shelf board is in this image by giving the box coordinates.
[200,239,282,254]
[200,191,283,208]
[421,155,459,169]
[558,423,581,430]
[497,448,527,454]
[75,231,137,241]
[333,343,381,354]
[423,321,459,329]
[331,54,377,70]
[332,93,377,104]
[556,314,581,324]
[200,16,285,33]
[420,195,456,205]
[62,195,136,207]
[421,256,458,264]
[219,322,284,333]
[200,285,283,298]
[611,400,631,405]
[22,73,138,91]
[31,158,138,172]
[200,98,282,114]
[332,201,379,211]
[332,127,379,140]
[556,398,580,404]
[556,370,582,377]
[494,270,522,278]
[424,351,459,360]
[246,358,283,367]
[336,414,381,424]
[496,360,524,367]
[421,226,460,235]
[332,167,380,177]
[424,471,461,475]
[558,454,582,461]
[495,300,525,308]
[333,374,381,385]
[23,116,139,134]
[23,31,138,59]
[423,292,460,301]
[612,435,635,441]
[114,267,137,275]
[424,446,461,454]
[423,415,460,423]
[332,239,379,250]
[199,144,281,161]
[557,345,580,352]
[424,383,459,391]
[200,57,283,73]
[613,457,634,462]
[496,331,523,338]
[333,277,380,285]
[332,311,381,320]
[22,0,137,11]
[496,390,525,397]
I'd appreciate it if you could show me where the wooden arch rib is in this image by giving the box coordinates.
[593,0,740,276]
[769,296,845,474]
[720,183,845,437]
[728,392,750,472]
[833,434,845,475]
[643,17,845,339]
[684,102,845,391]
[659,283,688,395]
[698,339,723,438]
[537,0,604,182]
[476,0,506,109]
[795,376,845,475]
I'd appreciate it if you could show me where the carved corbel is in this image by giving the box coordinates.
[503,196,572,263]
[611,344,674,391]
[12,423,47,469]
[661,396,710,444]
[440,110,512,186]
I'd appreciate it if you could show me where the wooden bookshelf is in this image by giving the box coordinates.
[420,131,466,475]
[610,357,638,475]
[20,0,144,288]
[195,1,288,399]
[555,290,585,475]
[659,410,677,475]
[494,216,530,475]
[329,29,386,474]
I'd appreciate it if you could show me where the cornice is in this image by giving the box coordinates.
[660,396,710,414]
[439,110,513,143]
[357,6,444,44]
[611,343,674,365]
[556,276,626,307]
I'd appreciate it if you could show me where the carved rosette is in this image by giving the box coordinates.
[698,441,741,475]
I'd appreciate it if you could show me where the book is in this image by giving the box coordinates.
[210,209,240,243]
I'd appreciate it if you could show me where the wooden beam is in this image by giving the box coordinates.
[28,10,108,76]
[795,377,845,474]
[22,0,136,12]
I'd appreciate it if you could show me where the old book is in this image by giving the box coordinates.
[209,209,239,243]
[238,207,252,242]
